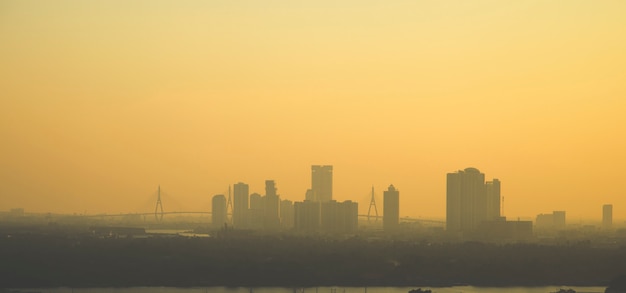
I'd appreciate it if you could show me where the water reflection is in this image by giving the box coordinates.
[16,286,606,293]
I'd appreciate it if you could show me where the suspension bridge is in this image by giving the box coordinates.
[74,186,444,226]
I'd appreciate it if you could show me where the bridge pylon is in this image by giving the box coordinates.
[367,185,378,223]
[155,185,164,221]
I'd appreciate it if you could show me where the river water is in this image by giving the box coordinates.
[15,286,606,293]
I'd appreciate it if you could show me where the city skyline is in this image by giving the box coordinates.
[2,163,618,224]
[1,1,625,220]
[0,161,624,222]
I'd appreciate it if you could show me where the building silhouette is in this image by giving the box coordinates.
[311,165,333,202]
[383,184,399,231]
[447,168,502,233]
[294,200,321,232]
[212,194,227,228]
[321,200,358,234]
[341,200,359,233]
[248,192,264,230]
[280,199,294,229]
[264,180,281,230]
[536,211,566,231]
[233,182,249,228]
[250,193,263,210]
[603,204,613,229]
[553,211,566,229]
[305,189,316,201]
[294,199,357,234]
[485,179,501,220]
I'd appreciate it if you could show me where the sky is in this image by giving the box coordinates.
[1,1,625,221]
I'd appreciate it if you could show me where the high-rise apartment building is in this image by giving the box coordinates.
[280,199,295,229]
[447,168,502,233]
[320,200,358,234]
[383,184,400,231]
[233,182,249,228]
[248,192,264,230]
[295,199,357,234]
[603,204,613,228]
[311,165,333,202]
[212,194,227,228]
[264,180,280,230]
[294,200,321,232]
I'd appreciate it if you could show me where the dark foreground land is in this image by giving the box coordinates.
[1,230,626,288]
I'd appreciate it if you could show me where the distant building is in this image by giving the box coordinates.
[233,182,249,228]
[447,168,485,233]
[311,165,333,202]
[248,192,264,230]
[264,180,281,230]
[305,189,316,201]
[446,168,502,234]
[280,199,294,229]
[294,200,321,232]
[603,204,613,229]
[553,211,566,229]
[321,200,358,234]
[536,213,554,229]
[485,179,501,220]
[383,184,399,231]
[212,194,227,228]
[250,193,264,210]
[535,211,566,230]
[341,200,359,233]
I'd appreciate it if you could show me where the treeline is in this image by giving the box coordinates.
[1,234,626,288]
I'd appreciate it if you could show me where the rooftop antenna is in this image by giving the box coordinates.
[155,185,164,221]
[367,186,379,223]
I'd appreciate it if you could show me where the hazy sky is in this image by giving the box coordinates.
[1,1,625,220]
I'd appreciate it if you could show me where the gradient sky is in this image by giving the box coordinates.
[1,1,625,221]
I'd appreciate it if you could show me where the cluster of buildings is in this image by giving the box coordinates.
[534,204,613,231]
[446,167,616,239]
[211,180,289,231]
[211,165,399,234]
[211,165,615,238]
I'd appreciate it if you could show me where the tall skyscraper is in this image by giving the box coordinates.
[212,194,227,229]
[311,165,333,202]
[383,184,399,231]
[447,168,502,233]
[233,182,249,228]
[248,193,264,230]
[603,204,613,228]
[264,180,280,230]
[280,199,295,229]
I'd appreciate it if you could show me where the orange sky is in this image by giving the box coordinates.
[1,1,625,221]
